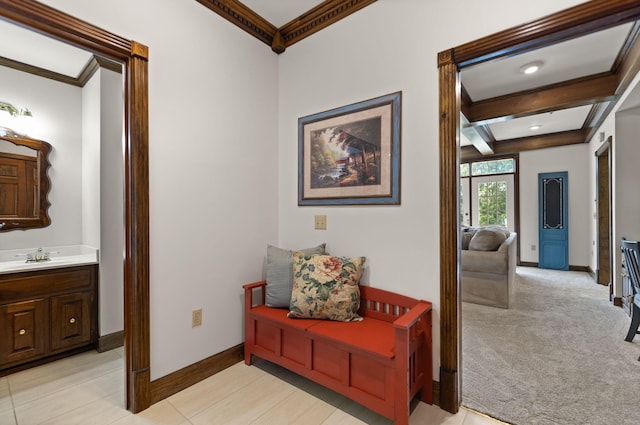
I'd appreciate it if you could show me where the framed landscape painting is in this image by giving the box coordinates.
[298,92,401,206]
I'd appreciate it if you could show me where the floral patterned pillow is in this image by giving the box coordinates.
[288,253,365,322]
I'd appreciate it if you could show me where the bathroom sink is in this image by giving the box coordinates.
[0,246,99,274]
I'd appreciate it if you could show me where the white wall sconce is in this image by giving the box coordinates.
[0,100,35,136]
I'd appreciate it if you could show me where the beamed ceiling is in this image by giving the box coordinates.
[1,1,639,158]
[459,20,640,161]
[202,1,640,159]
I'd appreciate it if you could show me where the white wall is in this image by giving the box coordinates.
[40,0,280,379]
[278,0,585,377]
[82,67,125,337]
[99,69,125,336]
[519,145,591,266]
[36,0,587,381]
[588,71,640,297]
[0,65,83,249]
[82,69,101,249]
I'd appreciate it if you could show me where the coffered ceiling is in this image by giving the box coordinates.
[459,20,640,161]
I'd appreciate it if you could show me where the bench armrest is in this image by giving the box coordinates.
[243,280,267,308]
[243,280,267,291]
[393,300,432,329]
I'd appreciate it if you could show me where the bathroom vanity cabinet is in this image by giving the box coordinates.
[0,265,98,371]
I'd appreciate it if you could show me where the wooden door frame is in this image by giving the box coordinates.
[596,137,615,297]
[0,0,151,413]
[438,0,640,413]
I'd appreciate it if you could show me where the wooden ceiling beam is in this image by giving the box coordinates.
[614,21,640,93]
[466,72,619,125]
[461,129,586,161]
[494,129,585,155]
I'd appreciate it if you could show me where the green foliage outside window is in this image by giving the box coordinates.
[478,181,507,226]
[471,158,515,176]
[460,163,470,177]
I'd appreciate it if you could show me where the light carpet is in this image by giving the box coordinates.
[462,266,640,425]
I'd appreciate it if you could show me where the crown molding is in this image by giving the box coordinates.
[196,0,377,54]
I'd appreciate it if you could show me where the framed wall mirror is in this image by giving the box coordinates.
[0,132,51,231]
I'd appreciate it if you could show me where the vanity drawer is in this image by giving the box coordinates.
[50,291,92,351]
[0,265,96,302]
[0,299,47,366]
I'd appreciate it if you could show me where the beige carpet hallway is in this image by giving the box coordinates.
[462,267,640,425]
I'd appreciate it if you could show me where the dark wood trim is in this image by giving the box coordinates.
[76,56,101,87]
[279,0,377,50]
[452,0,640,68]
[462,130,586,161]
[194,0,277,47]
[569,265,591,273]
[0,0,151,414]
[466,73,618,125]
[196,0,377,54]
[439,1,640,414]
[438,48,460,414]
[150,344,244,404]
[516,263,591,272]
[431,379,440,407]
[584,22,640,142]
[0,55,79,86]
[0,54,122,87]
[125,40,150,414]
[595,137,613,290]
[493,130,586,155]
[98,330,124,353]
[614,20,640,88]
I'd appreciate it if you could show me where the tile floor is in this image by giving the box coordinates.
[0,348,506,425]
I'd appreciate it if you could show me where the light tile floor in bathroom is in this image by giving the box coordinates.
[0,348,507,425]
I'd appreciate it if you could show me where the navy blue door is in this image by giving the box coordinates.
[539,172,569,270]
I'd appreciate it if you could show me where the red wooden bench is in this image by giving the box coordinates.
[243,280,433,425]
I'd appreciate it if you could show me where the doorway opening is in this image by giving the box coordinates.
[0,0,151,413]
[437,1,640,413]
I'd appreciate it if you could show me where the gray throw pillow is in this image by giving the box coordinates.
[265,243,326,307]
[468,229,506,251]
[461,232,474,250]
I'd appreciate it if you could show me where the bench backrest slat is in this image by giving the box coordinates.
[359,286,418,323]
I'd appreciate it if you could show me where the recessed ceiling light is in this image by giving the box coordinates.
[520,61,543,75]
[529,124,542,131]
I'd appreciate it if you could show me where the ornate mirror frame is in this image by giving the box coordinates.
[438,0,640,413]
[0,0,151,413]
[0,134,51,231]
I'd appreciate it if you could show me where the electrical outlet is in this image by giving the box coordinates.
[531,244,536,251]
[192,309,202,327]
[314,215,327,230]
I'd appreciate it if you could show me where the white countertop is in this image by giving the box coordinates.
[0,245,99,275]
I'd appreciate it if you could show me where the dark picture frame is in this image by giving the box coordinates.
[298,92,401,206]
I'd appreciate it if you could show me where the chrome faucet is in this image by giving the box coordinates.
[26,247,50,263]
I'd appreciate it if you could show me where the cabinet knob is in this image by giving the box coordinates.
[69,317,76,324]
[19,328,26,335]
